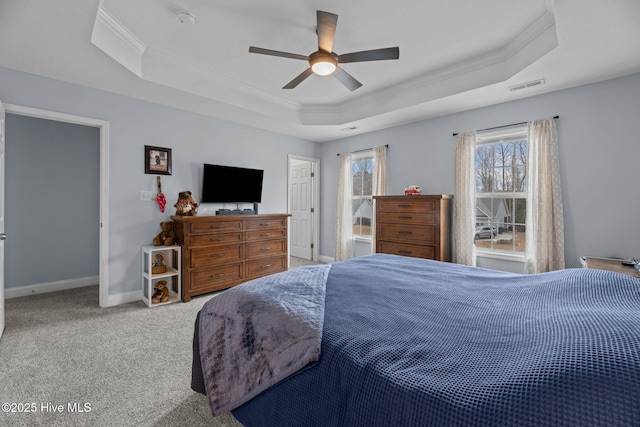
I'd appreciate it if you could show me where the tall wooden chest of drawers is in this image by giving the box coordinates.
[374,195,453,262]
[172,214,290,301]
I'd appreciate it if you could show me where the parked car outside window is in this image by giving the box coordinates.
[474,226,497,240]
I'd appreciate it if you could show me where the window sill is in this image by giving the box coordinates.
[476,250,525,263]
[354,236,372,243]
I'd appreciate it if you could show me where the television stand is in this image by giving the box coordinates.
[216,209,254,215]
[215,202,258,215]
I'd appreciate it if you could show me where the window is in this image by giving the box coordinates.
[351,151,374,239]
[474,125,528,255]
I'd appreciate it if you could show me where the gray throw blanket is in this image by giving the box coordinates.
[199,264,331,415]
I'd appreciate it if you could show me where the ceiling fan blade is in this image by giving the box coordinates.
[316,11,338,53]
[283,68,314,89]
[338,47,399,63]
[333,67,363,91]
[249,46,309,61]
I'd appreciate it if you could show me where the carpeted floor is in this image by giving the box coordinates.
[0,286,240,426]
[0,257,322,426]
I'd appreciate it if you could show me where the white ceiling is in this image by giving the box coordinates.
[0,0,639,142]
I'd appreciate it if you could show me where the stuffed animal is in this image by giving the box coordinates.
[151,253,167,274]
[174,191,199,216]
[151,280,170,304]
[152,221,175,246]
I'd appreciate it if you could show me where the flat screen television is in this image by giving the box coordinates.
[201,163,264,204]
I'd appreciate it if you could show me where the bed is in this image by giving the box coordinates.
[192,254,640,426]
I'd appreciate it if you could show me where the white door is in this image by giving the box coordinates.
[0,100,6,340]
[290,160,313,260]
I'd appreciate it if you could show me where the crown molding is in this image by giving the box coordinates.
[91,5,556,129]
[91,4,145,76]
[141,47,302,121]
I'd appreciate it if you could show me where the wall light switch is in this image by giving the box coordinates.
[140,190,154,201]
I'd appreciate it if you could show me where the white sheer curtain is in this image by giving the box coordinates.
[335,152,354,261]
[371,146,388,251]
[524,119,565,273]
[454,131,477,266]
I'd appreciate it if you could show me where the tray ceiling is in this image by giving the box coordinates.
[1,0,639,142]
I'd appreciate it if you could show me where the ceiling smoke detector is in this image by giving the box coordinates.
[176,9,195,25]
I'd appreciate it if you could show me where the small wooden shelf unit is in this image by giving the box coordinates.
[172,214,290,301]
[141,245,182,307]
[374,194,453,262]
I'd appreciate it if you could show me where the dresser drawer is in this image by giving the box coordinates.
[189,232,243,246]
[377,199,436,213]
[246,255,287,278]
[190,244,242,267]
[191,263,243,291]
[377,241,435,260]
[246,228,286,241]
[378,223,435,244]
[378,212,437,225]
[246,239,286,258]
[189,220,242,235]
[245,218,287,230]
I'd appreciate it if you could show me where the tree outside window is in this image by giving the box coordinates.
[475,130,527,254]
[352,153,374,238]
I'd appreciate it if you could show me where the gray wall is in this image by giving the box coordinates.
[2,65,639,300]
[5,114,100,287]
[320,72,640,270]
[0,66,320,299]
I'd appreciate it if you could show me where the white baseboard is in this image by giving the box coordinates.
[5,276,100,299]
[319,255,335,264]
[104,290,143,307]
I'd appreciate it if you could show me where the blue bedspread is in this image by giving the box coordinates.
[232,254,640,426]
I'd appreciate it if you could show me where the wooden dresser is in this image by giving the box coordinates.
[172,214,290,301]
[374,195,453,262]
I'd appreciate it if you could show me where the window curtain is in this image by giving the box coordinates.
[371,145,388,251]
[454,131,477,266]
[524,119,565,273]
[335,152,354,261]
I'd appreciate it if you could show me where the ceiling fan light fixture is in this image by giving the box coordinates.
[310,51,338,76]
[311,60,336,76]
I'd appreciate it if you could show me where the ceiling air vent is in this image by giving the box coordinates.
[340,126,358,132]
[508,78,545,92]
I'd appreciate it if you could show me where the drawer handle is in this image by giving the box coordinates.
[259,223,271,226]
[398,250,412,255]
[398,204,412,208]
[260,247,272,252]
[398,231,413,235]
[211,273,226,278]
[261,233,273,237]
[211,237,225,242]
[260,264,273,269]
[398,216,412,220]
[211,253,226,257]
[211,225,226,229]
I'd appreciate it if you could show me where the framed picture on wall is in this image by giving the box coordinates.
[145,145,172,175]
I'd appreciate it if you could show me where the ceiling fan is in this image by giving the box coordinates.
[249,10,399,91]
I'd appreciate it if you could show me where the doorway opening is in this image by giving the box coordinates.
[4,104,109,307]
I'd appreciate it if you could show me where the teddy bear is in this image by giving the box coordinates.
[152,221,175,246]
[174,191,199,216]
[151,280,170,304]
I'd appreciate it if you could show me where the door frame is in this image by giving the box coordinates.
[5,104,110,307]
[287,154,319,262]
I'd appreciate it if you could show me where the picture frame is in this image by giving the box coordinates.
[145,145,172,175]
